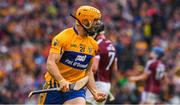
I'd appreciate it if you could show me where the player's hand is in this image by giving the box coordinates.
[93,90,107,102]
[58,79,71,92]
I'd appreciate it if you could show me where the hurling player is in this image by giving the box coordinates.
[86,23,118,105]
[38,6,106,104]
[129,47,169,104]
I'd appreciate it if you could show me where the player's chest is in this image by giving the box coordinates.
[65,38,94,55]
[60,38,94,70]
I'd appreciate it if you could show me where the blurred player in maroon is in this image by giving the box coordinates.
[86,23,118,105]
[129,47,169,104]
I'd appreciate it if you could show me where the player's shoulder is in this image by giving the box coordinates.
[88,36,98,44]
[99,38,113,44]
[53,27,73,41]
[104,39,112,44]
[158,61,165,67]
[147,59,156,65]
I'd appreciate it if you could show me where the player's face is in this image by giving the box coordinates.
[149,51,157,59]
[86,19,102,36]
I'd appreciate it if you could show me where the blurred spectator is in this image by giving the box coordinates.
[115,30,135,73]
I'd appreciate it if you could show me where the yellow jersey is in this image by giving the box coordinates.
[44,27,98,83]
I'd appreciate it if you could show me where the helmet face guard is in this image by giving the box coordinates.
[70,13,102,36]
[93,22,105,39]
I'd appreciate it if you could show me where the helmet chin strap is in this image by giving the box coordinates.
[70,13,96,36]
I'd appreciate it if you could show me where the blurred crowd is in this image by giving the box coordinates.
[0,0,179,104]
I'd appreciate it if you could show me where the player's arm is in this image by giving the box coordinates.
[112,58,119,79]
[46,52,70,92]
[92,55,100,74]
[129,61,151,82]
[129,71,151,82]
[46,34,70,92]
[86,59,106,102]
[46,52,64,82]
[161,73,169,85]
[112,58,118,72]
[86,59,97,92]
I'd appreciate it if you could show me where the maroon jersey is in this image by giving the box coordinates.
[95,39,116,82]
[144,59,165,94]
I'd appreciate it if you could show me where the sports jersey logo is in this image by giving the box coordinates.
[70,44,77,48]
[53,39,59,46]
[60,51,93,70]
[88,47,92,53]
[75,55,87,62]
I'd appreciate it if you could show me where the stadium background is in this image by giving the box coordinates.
[0,0,179,104]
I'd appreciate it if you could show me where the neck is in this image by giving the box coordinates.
[96,34,106,40]
[75,25,87,37]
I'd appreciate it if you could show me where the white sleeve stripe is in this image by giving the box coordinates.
[157,64,165,71]
[144,60,155,71]
[97,39,103,44]
[95,55,100,59]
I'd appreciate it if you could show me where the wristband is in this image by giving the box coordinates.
[58,78,65,84]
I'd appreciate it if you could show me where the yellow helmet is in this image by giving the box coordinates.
[75,6,101,29]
